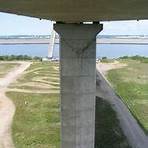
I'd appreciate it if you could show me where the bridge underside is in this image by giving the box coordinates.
[0,0,148,22]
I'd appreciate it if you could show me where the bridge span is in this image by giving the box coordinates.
[0,37,148,45]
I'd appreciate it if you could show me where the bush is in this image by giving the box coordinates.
[102,56,107,59]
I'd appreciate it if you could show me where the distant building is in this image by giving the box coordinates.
[42,57,59,62]
[42,57,49,61]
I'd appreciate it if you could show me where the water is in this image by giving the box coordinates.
[97,44,148,58]
[0,44,48,57]
[0,43,148,59]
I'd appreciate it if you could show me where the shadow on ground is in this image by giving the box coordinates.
[95,96,131,148]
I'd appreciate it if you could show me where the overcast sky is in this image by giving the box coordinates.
[0,12,148,35]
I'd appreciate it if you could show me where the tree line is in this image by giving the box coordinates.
[0,55,41,61]
[119,55,148,63]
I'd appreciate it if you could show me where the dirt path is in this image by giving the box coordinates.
[96,60,127,75]
[96,62,148,148]
[7,88,59,94]
[0,62,31,148]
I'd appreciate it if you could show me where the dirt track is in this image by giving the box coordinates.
[0,62,31,148]
[96,60,127,75]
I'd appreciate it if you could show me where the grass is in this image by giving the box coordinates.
[0,62,19,77]
[95,96,131,148]
[107,59,148,133]
[7,61,60,148]
[16,62,59,83]
[9,62,60,92]
[7,92,60,148]
[6,61,131,147]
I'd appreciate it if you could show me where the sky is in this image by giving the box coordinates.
[0,12,148,35]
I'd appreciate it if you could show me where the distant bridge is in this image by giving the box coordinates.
[1,38,148,45]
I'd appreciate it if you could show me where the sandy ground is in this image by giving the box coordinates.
[7,88,59,94]
[96,60,127,75]
[0,62,31,148]
[96,61,148,148]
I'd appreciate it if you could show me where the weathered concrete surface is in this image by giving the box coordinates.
[54,23,102,148]
[0,0,148,22]
[96,66,148,148]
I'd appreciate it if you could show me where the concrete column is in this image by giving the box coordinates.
[54,23,103,148]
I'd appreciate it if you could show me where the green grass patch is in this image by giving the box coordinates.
[107,60,148,133]
[7,92,60,148]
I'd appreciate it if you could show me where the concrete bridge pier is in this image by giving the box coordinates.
[54,23,103,148]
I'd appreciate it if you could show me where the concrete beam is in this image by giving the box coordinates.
[54,23,103,148]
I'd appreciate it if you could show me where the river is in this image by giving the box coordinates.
[0,43,148,59]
